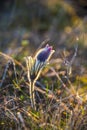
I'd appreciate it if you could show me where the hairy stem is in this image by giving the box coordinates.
[29,80,36,110]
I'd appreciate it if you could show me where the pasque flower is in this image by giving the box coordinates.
[25,44,55,109]
[33,44,55,80]
[36,44,54,62]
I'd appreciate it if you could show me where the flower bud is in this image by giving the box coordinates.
[35,44,55,62]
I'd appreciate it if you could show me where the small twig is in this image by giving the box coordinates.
[17,112,27,130]
[0,60,18,88]
[20,108,39,122]
[11,60,18,84]
[0,84,14,91]
[0,60,10,88]
[71,44,78,65]
[39,123,58,129]
[64,75,76,94]
[50,67,71,94]
[63,45,78,75]
[5,108,19,123]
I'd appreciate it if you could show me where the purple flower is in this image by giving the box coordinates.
[35,44,54,62]
[30,44,55,80]
[25,44,55,81]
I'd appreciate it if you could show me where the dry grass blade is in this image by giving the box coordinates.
[0,51,25,70]
[50,67,71,94]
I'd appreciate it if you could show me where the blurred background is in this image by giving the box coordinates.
[0,0,87,60]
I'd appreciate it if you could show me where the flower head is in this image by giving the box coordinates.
[25,44,55,81]
[33,44,55,80]
[35,44,54,62]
